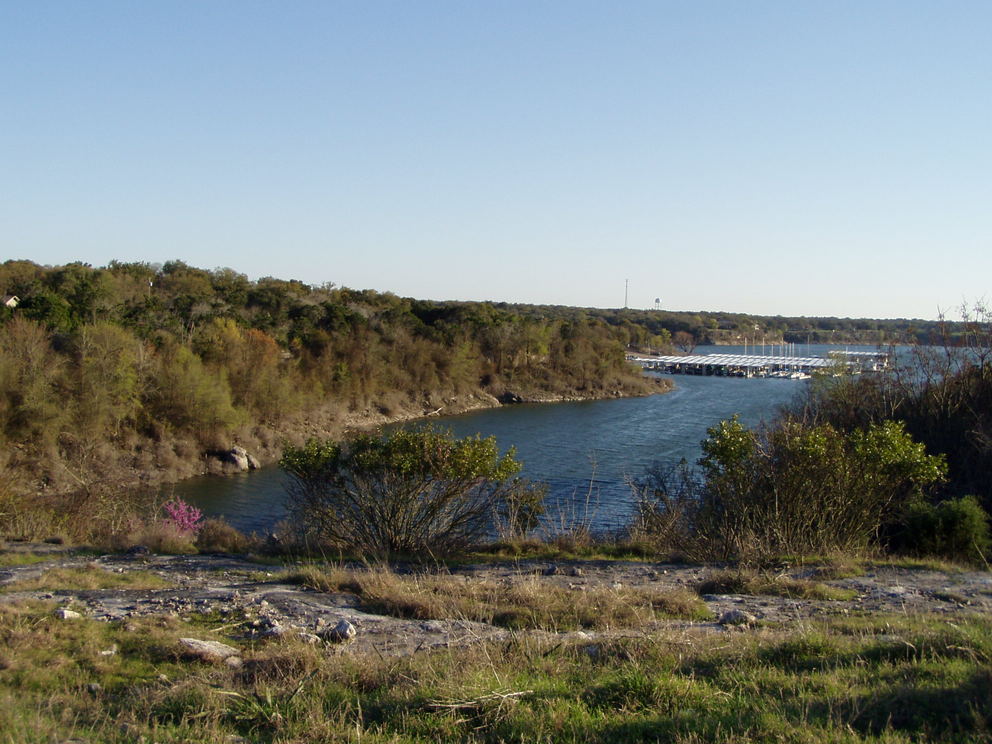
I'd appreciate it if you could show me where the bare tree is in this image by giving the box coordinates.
[673,331,697,354]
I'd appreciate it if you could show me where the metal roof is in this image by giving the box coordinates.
[632,354,836,368]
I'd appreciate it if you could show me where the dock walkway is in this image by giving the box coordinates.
[630,350,888,379]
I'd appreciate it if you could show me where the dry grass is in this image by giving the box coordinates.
[803,556,866,580]
[867,556,972,573]
[286,565,712,630]
[194,518,252,553]
[474,536,659,563]
[114,522,197,554]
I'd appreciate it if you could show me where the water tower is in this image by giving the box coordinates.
[654,298,661,310]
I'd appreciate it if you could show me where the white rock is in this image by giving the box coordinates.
[54,608,83,620]
[718,609,757,626]
[320,619,357,643]
[178,637,242,662]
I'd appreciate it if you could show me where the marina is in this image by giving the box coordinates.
[629,349,890,379]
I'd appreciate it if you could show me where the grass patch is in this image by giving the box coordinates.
[804,556,867,580]
[0,552,55,568]
[696,569,858,601]
[867,556,973,573]
[286,565,713,629]
[1,565,172,593]
[460,537,668,564]
[1,599,989,743]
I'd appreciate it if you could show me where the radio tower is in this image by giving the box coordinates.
[624,279,629,309]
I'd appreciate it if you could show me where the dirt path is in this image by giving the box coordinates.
[2,546,990,657]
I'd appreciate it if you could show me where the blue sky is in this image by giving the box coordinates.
[2,1,989,319]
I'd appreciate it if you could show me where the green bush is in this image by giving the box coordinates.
[903,495,990,565]
[635,417,947,563]
[281,427,533,557]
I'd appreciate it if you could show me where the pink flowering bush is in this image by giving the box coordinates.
[162,498,203,535]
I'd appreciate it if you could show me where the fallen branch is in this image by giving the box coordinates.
[428,689,533,711]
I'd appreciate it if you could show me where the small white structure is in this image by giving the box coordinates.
[2,295,19,308]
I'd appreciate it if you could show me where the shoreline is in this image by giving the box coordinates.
[41,376,673,501]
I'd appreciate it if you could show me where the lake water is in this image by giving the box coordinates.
[169,344,876,534]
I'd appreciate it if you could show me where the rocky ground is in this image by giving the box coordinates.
[2,544,990,659]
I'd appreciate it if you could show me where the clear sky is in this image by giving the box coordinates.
[2,2,989,319]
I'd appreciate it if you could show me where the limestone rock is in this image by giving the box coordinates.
[223,446,260,472]
[178,637,242,663]
[320,619,357,643]
[718,609,757,626]
[54,608,83,620]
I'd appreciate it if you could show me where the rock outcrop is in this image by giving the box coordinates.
[214,446,261,472]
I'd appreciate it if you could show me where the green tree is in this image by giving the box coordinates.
[281,427,527,556]
[145,343,241,438]
[73,322,142,437]
[0,317,67,445]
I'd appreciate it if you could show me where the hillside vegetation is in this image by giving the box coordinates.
[0,259,665,503]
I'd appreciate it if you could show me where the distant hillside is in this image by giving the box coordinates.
[480,302,957,348]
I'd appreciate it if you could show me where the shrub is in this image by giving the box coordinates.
[492,479,547,540]
[631,459,703,559]
[635,417,946,563]
[162,498,203,534]
[126,521,197,554]
[195,518,249,553]
[903,495,990,565]
[280,427,532,557]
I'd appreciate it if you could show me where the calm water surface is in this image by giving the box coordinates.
[171,345,874,533]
